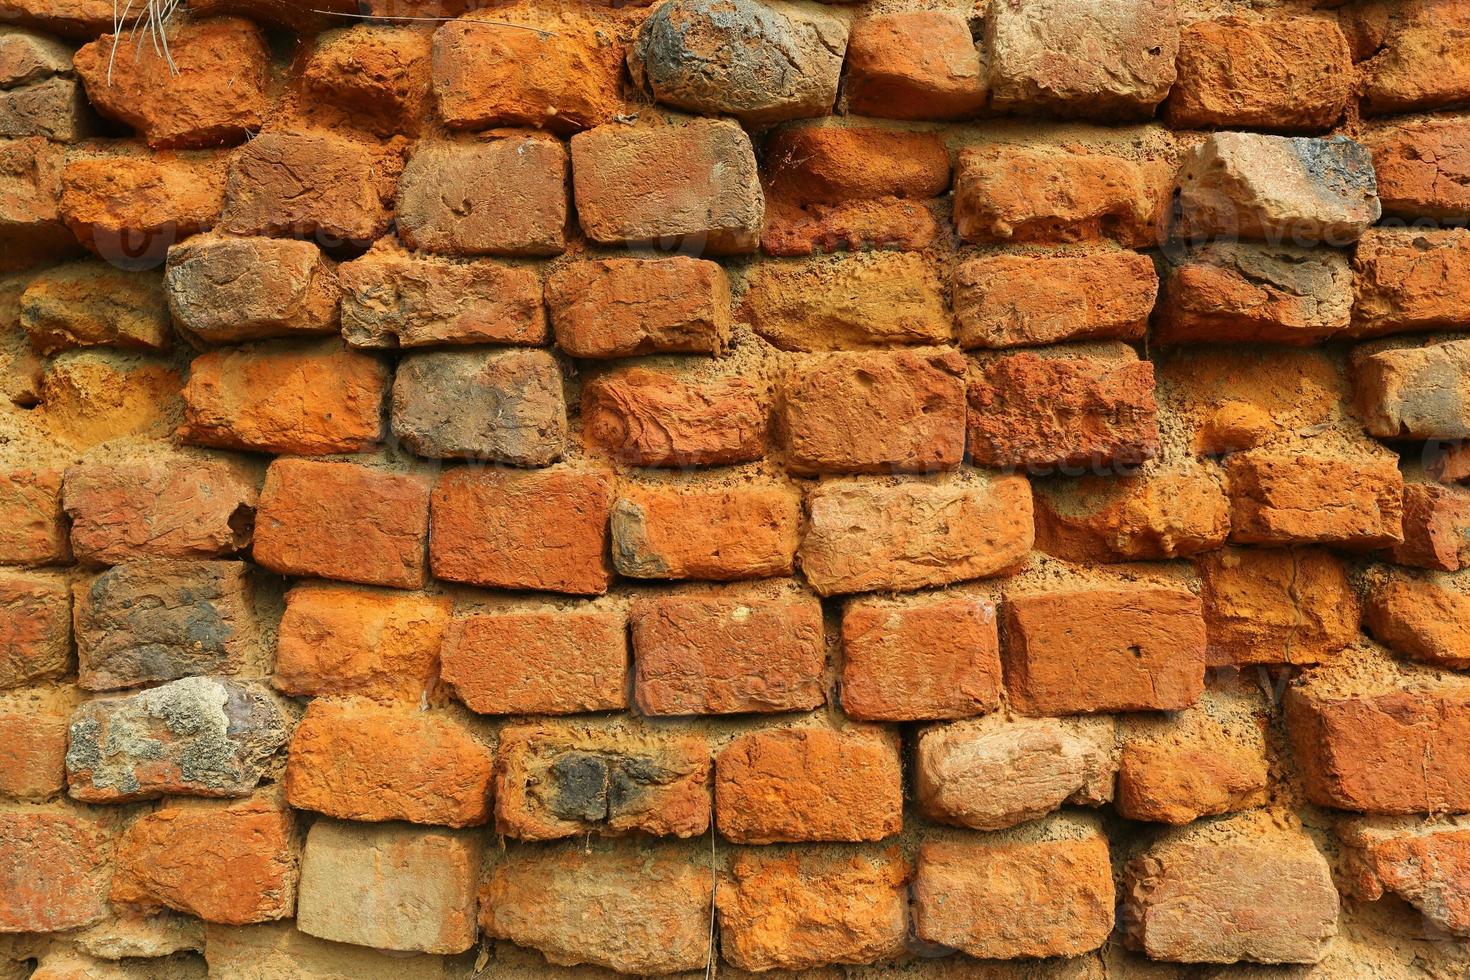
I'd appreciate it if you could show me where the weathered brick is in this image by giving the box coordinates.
[781,349,966,475]
[612,484,800,582]
[953,145,1160,246]
[1174,133,1380,245]
[494,723,710,841]
[917,715,1116,831]
[0,690,69,800]
[763,195,939,257]
[75,560,262,692]
[1035,465,1230,563]
[272,583,451,702]
[395,135,567,256]
[1364,573,1470,669]
[219,131,401,244]
[1004,584,1206,715]
[954,250,1156,349]
[255,460,428,589]
[1226,451,1404,548]
[164,235,339,344]
[840,593,1001,722]
[18,260,170,354]
[715,725,902,844]
[986,0,1177,119]
[763,125,951,205]
[582,368,767,468]
[303,26,431,135]
[180,340,388,456]
[844,11,986,120]
[430,467,612,595]
[0,0,116,36]
[59,154,226,259]
[628,0,845,125]
[570,119,764,254]
[480,841,711,974]
[967,351,1160,473]
[442,606,626,715]
[800,475,1034,596]
[718,847,909,972]
[35,355,183,452]
[1340,818,1470,937]
[296,819,480,954]
[1369,118,1470,221]
[1123,814,1339,964]
[1387,482,1470,571]
[285,698,493,828]
[1360,339,1470,440]
[0,71,85,142]
[432,15,622,133]
[0,134,69,264]
[0,805,113,933]
[0,469,68,566]
[0,570,70,689]
[914,816,1115,959]
[548,256,731,358]
[1360,0,1470,116]
[1165,17,1352,132]
[202,921,452,980]
[111,794,297,925]
[742,252,950,351]
[73,19,269,149]
[62,458,257,564]
[391,348,565,464]
[1196,547,1359,666]
[1351,229,1470,338]
[1429,440,1470,484]
[0,28,71,87]
[66,676,289,803]
[631,587,824,715]
[339,249,546,349]
[1157,242,1352,345]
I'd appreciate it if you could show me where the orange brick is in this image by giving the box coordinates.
[1351,228,1470,338]
[843,11,986,119]
[302,25,432,135]
[1387,482,1470,571]
[1117,695,1269,825]
[631,588,825,716]
[272,583,451,702]
[1226,451,1404,548]
[582,369,767,468]
[1370,118,1470,221]
[1364,574,1470,669]
[254,460,430,589]
[715,725,902,844]
[59,154,225,261]
[285,698,494,828]
[1360,0,1470,116]
[179,340,387,456]
[1004,584,1206,715]
[1341,820,1470,937]
[0,469,68,565]
[441,608,627,715]
[0,806,113,933]
[0,699,67,800]
[762,126,951,206]
[1196,547,1359,667]
[547,256,731,359]
[430,467,612,596]
[110,794,297,925]
[781,349,966,476]
[1034,466,1231,563]
[840,593,1002,722]
[164,234,340,344]
[761,194,939,257]
[612,484,800,582]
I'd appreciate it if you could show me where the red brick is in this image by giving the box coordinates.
[432,15,623,133]
[254,460,430,589]
[73,18,270,149]
[59,154,226,260]
[0,0,116,38]
[570,119,763,254]
[0,469,68,565]
[0,806,113,933]
[1364,574,1470,669]
[953,145,1161,246]
[272,583,451,702]
[761,194,940,257]
[914,817,1114,959]
[110,794,297,925]
[395,135,567,256]
[781,349,966,476]
[843,11,986,120]
[494,723,710,841]
[715,725,902,844]
[1340,819,1470,937]
[302,26,432,136]
[0,695,68,800]
[762,126,951,206]
[62,458,257,564]
[840,593,1001,722]
[1165,17,1352,132]
[548,256,731,359]
[1035,466,1231,563]
[0,570,71,690]
[612,484,800,582]
[1369,118,1470,221]
[285,698,494,828]
[954,250,1156,350]
[631,588,825,715]
[1351,228,1470,338]
[1196,547,1359,667]
[582,368,767,468]
[1387,482,1470,571]
[967,351,1160,473]
[220,130,402,244]
[800,475,1034,596]
[430,467,612,596]
[441,607,627,715]
[718,847,909,972]
[179,340,388,456]
[1226,451,1404,548]
[1004,584,1206,715]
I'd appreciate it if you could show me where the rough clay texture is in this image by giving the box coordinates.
[4,2,1470,978]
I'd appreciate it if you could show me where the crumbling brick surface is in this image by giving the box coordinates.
[3,3,1468,976]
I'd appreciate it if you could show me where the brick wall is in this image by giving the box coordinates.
[1,0,1469,976]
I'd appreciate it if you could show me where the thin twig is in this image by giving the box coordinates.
[310,9,555,36]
